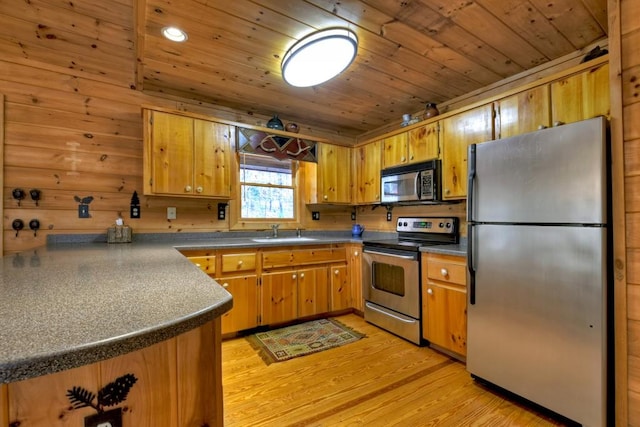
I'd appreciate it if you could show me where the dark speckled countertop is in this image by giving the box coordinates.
[0,241,235,384]
[0,232,373,384]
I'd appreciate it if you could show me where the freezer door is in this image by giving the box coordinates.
[467,224,607,426]
[468,116,607,224]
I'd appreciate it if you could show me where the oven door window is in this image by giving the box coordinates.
[372,261,405,296]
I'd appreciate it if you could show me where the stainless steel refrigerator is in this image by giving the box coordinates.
[466,116,610,426]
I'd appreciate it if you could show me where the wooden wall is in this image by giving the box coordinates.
[616,0,640,424]
[0,1,358,255]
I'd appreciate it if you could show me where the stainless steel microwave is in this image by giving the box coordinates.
[380,159,442,203]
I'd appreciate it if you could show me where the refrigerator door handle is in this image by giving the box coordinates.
[467,223,476,305]
[467,144,476,222]
[467,144,477,305]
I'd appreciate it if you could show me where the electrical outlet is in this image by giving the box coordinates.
[217,203,226,220]
[167,207,177,220]
[312,211,320,220]
[386,211,392,221]
[351,211,356,221]
[78,204,90,218]
[130,205,140,219]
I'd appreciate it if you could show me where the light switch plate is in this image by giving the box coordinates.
[312,211,320,220]
[167,207,177,220]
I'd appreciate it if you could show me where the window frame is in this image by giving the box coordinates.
[230,152,303,230]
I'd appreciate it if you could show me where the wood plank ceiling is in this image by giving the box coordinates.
[137,0,608,139]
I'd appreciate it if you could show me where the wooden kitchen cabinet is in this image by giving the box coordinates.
[421,253,467,357]
[297,266,330,318]
[330,263,351,311]
[382,133,408,167]
[354,140,382,204]
[261,270,299,324]
[551,62,609,125]
[347,243,363,312]
[217,275,259,334]
[408,122,440,163]
[441,104,494,199]
[304,143,352,204]
[143,109,233,198]
[381,122,440,169]
[495,85,551,139]
[182,250,216,275]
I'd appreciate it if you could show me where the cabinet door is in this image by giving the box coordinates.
[347,244,363,312]
[382,133,408,167]
[355,140,382,204]
[148,111,194,195]
[318,143,352,203]
[193,119,232,197]
[441,104,494,199]
[423,282,467,356]
[297,266,329,317]
[330,264,351,311]
[496,85,551,139]
[551,62,609,125]
[261,270,298,324]
[408,122,440,163]
[218,275,259,334]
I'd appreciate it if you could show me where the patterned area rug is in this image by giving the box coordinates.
[246,318,366,365]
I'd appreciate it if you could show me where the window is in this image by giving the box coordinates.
[239,153,296,219]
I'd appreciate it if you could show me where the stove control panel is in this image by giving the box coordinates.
[396,217,458,234]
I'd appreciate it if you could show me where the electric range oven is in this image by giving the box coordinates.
[362,217,459,344]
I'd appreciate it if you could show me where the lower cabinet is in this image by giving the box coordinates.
[421,253,467,357]
[329,263,351,311]
[182,244,358,334]
[217,275,259,334]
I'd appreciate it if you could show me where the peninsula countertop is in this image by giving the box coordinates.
[0,241,233,384]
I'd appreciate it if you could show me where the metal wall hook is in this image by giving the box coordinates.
[30,189,41,206]
[12,188,25,206]
[29,219,40,236]
[12,219,24,237]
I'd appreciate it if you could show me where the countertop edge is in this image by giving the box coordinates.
[1,295,232,384]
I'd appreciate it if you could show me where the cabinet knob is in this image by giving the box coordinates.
[292,274,297,279]
[185,185,192,192]
[445,188,450,195]
[196,186,203,193]
[440,268,449,277]
[300,273,305,278]
[334,269,339,275]
[410,155,414,160]
[354,251,359,256]
[427,288,433,295]
[401,156,406,162]
[238,260,243,266]
[195,263,201,268]
[222,282,229,288]
[323,195,328,200]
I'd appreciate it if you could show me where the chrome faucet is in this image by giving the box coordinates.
[296,228,302,238]
[271,224,280,238]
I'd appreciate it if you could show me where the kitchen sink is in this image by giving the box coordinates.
[251,237,318,243]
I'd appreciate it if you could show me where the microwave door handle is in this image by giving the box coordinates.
[415,171,421,199]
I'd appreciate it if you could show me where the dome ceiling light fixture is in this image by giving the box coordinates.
[162,26,188,42]
[281,27,358,88]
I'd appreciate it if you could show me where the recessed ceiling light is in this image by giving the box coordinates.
[162,26,188,42]
[281,28,358,88]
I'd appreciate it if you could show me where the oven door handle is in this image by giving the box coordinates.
[365,302,417,323]
[363,249,417,260]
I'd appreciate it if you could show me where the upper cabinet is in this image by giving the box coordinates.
[143,109,233,198]
[381,122,440,168]
[354,140,382,204]
[304,143,352,204]
[441,104,494,199]
[495,85,551,139]
[551,62,610,125]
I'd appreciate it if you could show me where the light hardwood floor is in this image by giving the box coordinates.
[221,314,573,427]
